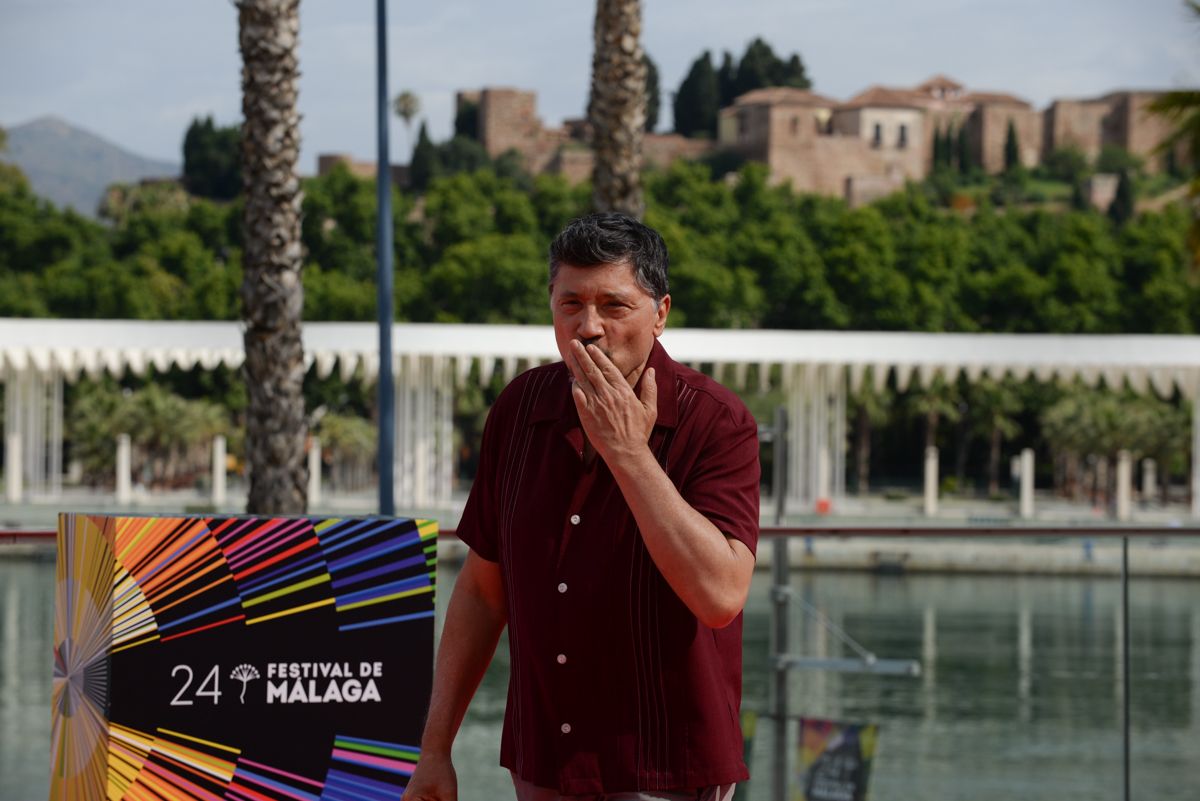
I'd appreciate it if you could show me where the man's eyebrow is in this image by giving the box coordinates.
[555,289,637,302]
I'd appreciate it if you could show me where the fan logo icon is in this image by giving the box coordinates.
[230,664,261,704]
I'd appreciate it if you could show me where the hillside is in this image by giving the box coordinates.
[0,116,179,217]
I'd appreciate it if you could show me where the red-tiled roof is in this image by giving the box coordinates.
[965,91,1031,108]
[733,87,840,107]
[915,74,965,93]
[840,85,928,110]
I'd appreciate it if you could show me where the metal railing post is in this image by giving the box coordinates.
[771,406,789,801]
[1122,535,1131,801]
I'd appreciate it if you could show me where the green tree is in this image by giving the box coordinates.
[409,121,438,192]
[424,232,548,323]
[932,125,947,169]
[1043,146,1090,184]
[182,116,242,200]
[392,89,420,152]
[644,53,661,132]
[1108,170,1135,226]
[732,37,811,98]
[454,97,479,140]
[850,374,893,494]
[908,375,962,451]
[956,125,972,175]
[436,135,491,175]
[716,51,737,108]
[1004,119,1020,172]
[1096,144,1144,176]
[969,378,1022,495]
[673,51,719,138]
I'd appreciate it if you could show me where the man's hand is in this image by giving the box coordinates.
[567,340,656,463]
[401,751,457,801]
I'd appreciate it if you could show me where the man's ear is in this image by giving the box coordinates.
[653,294,671,336]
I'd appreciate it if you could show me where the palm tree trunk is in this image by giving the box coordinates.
[855,405,871,495]
[988,426,1002,496]
[238,0,307,514]
[925,410,939,451]
[589,0,646,218]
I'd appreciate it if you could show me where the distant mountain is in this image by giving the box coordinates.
[0,116,179,217]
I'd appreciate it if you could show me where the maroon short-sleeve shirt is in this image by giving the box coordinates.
[456,339,760,795]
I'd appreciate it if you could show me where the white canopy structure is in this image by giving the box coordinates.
[2,319,1198,515]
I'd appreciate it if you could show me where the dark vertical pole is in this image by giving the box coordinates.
[375,0,395,516]
[1121,536,1131,801]
[771,406,789,801]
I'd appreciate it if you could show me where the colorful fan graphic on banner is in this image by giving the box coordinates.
[52,514,437,801]
[795,718,879,801]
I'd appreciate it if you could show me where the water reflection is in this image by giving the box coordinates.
[2,556,1198,800]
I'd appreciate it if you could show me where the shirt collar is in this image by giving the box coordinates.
[529,338,678,430]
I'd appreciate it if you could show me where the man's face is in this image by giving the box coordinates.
[550,261,670,387]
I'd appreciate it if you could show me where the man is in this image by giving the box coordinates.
[403,213,760,801]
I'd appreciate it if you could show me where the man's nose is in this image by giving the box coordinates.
[577,305,603,339]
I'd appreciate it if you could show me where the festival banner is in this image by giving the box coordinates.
[795,717,879,801]
[51,513,437,801]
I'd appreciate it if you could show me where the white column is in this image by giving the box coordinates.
[1116,450,1132,521]
[833,368,847,502]
[4,432,21,503]
[437,357,454,505]
[1141,458,1157,506]
[116,434,132,505]
[49,372,63,496]
[1020,448,1035,519]
[786,365,808,504]
[924,446,939,517]
[307,436,321,507]
[212,435,227,507]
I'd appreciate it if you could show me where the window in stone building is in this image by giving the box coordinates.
[898,124,908,149]
[872,123,882,148]
[739,112,747,136]
[791,116,799,136]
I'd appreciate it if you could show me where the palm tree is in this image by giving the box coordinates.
[908,375,962,451]
[237,0,307,514]
[392,90,420,156]
[849,372,892,495]
[969,379,1022,496]
[588,0,646,218]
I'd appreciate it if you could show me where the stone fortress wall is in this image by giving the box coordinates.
[320,75,1185,206]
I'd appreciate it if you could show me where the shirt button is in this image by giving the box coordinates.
[556,653,567,664]
[561,723,572,734]
[557,582,568,594]
[569,514,581,525]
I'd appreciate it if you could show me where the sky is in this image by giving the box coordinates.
[1,0,1198,173]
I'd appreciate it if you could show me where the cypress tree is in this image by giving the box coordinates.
[409,120,438,192]
[733,38,776,98]
[1108,170,1135,225]
[1004,119,1020,173]
[781,54,812,89]
[673,51,719,138]
[645,54,661,133]
[956,125,972,175]
[716,51,737,108]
